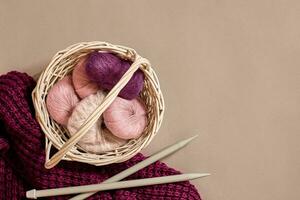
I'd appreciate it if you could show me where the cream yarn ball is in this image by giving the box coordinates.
[67,91,127,154]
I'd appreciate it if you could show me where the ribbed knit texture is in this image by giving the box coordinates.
[0,71,201,200]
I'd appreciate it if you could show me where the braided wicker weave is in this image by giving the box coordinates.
[32,41,164,169]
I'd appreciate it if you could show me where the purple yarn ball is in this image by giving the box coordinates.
[86,52,144,100]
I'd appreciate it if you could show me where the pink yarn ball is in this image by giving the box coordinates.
[72,57,100,98]
[103,97,147,139]
[46,75,80,125]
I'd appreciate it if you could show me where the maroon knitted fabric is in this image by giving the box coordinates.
[0,71,201,200]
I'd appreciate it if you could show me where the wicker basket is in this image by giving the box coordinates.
[32,41,164,169]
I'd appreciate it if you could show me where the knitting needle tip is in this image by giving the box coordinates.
[190,173,211,180]
[179,135,198,147]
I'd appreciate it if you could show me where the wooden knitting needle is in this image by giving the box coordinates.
[70,135,198,200]
[26,173,210,199]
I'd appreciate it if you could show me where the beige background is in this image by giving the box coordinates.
[1,0,300,199]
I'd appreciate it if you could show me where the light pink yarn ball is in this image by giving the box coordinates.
[72,57,99,98]
[46,75,80,125]
[103,97,147,139]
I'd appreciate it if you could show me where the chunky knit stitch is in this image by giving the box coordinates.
[0,71,201,200]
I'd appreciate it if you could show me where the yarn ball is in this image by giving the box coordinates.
[103,97,147,139]
[67,91,127,154]
[72,57,100,98]
[86,52,144,100]
[46,75,79,125]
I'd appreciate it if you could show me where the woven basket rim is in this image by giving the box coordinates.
[32,41,164,168]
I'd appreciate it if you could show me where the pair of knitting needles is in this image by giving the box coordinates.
[26,135,210,199]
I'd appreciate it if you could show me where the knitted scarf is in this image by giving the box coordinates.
[0,71,201,200]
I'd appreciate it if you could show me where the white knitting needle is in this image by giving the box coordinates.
[70,135,198,200]
[26,173,210,199]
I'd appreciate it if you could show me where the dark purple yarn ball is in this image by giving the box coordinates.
[85,52,144,100]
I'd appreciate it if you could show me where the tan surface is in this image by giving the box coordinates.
[1,1,300,199]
